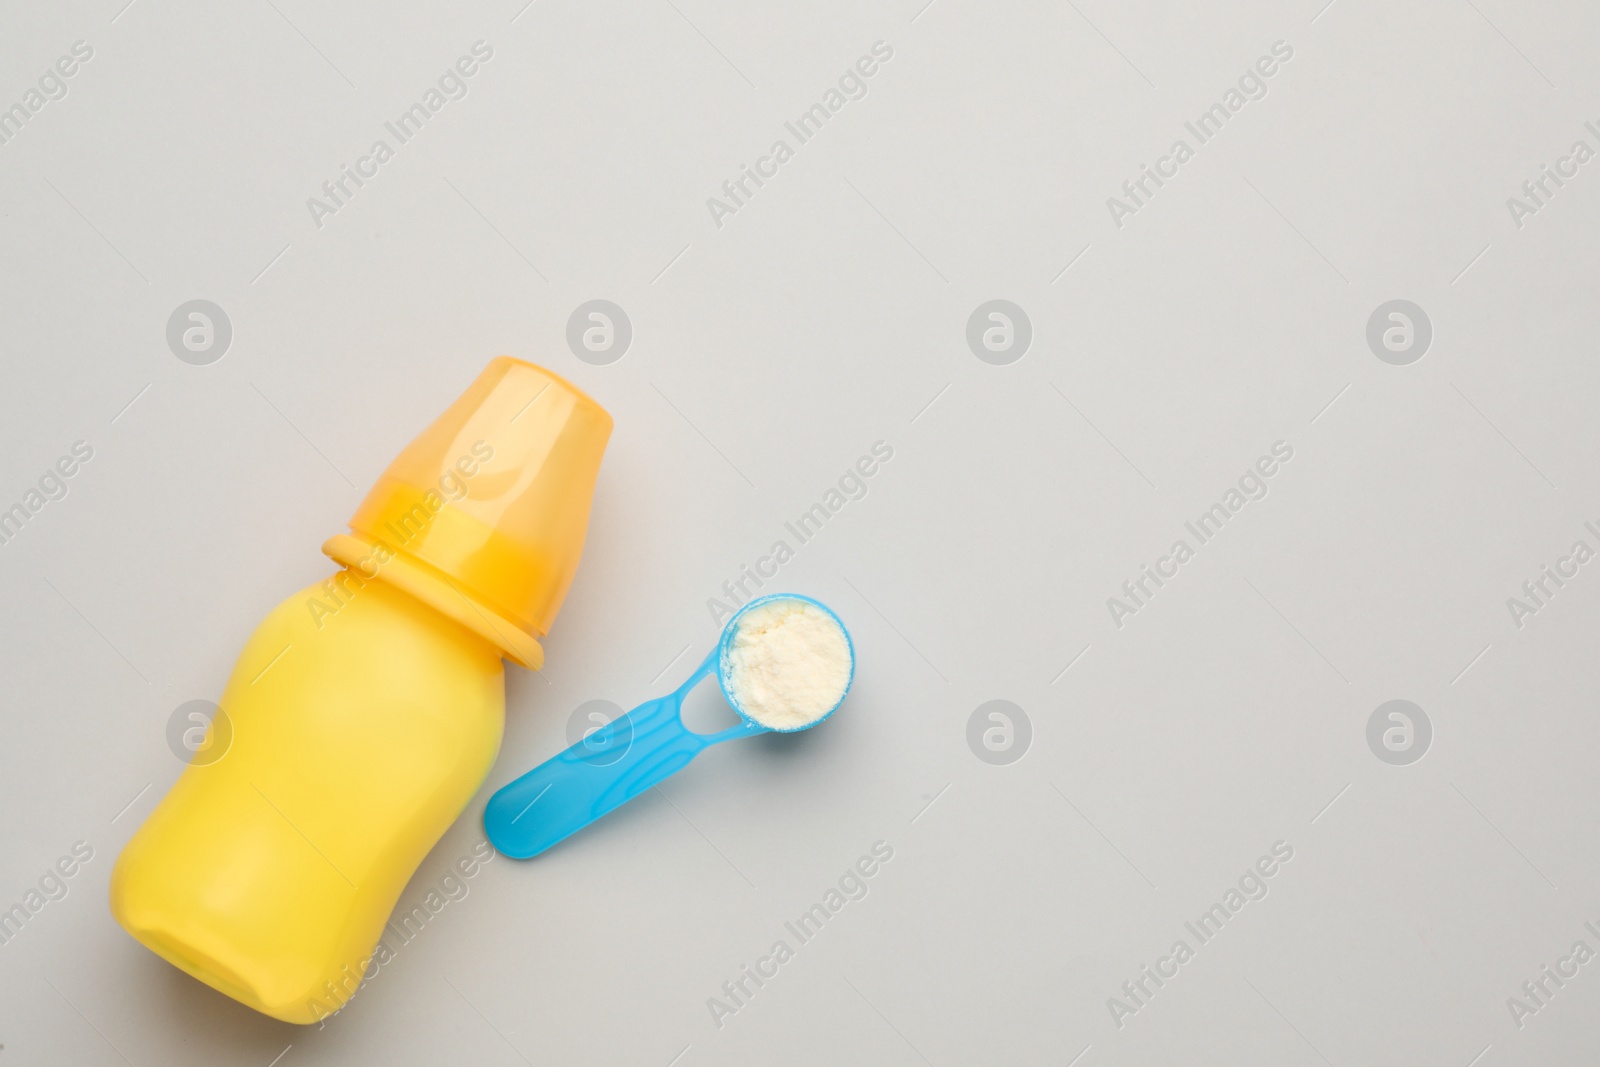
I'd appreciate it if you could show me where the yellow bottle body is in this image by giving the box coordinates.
[110,357,613,1023]
[110,572,504,1024]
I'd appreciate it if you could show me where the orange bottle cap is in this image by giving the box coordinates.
[323,357,612,669]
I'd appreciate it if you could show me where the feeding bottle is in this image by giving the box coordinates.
[110,357,611,1024]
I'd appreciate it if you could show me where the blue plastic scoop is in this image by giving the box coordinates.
[484,593,854,859]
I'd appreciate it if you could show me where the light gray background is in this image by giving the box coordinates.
[1,0,1597,1064]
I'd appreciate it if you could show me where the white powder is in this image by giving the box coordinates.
[724,598,852,730]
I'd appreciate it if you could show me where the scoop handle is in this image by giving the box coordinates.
[483,650,766,859]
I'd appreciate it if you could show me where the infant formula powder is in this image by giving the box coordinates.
[723,598,852,730]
